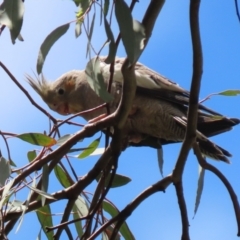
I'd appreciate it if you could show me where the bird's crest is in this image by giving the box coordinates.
[26,74,52,100]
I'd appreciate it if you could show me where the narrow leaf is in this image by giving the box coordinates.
[26,185,55,200]
[36,205,54,240]
[104,0,110,16]
[86,13,95,58]
[74,196,89,216]
[17,133,56,147]
[75,21,82,38]
[78,136,101,159]
[0,157,11,187]
[41,164,49,206]
[104,17,116,64]
[103,201,135,240]
[36,23,70,74]
[73,205,84,237]
[218,89,240,96]
[0,0,24,44]
[85,57,113,102]
[96,173,131,188]
[54,165,73,188]
[115,0,134,62]
[194,165,205,217]
[157,147,164,177]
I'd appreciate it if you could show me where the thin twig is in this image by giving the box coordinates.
[0,61,56,123]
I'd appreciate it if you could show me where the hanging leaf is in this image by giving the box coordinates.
[54,165,73,188]
[193,165,205,217]
[73,204,84,237]
[85,57,113,102]
[103,201,135,240]
[115,0,145,63]
[0,0,24,44]
[0,157,11,187]
[75,21,82,38]
[103,0,110,16]
[86,13,95,58]
[36,205,54,240]
[104,17,116,64]
[157,147,164,177]
[36,23,70,74]
[74,196,89,217]
[78,136,101,159]
[27,150,37,162]
[17,133,56,147]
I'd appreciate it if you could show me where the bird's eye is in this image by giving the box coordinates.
[58,88,65,95]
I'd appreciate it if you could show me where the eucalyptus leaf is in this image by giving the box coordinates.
[0,156,11,187]
[85,57,113,102]
[36,23,70,74]
[194,165,205,217]
[0,0,24,43]
[78,136,101,159]
[103,201,135,240]
[218,89,240,96]
[104,17,116,64]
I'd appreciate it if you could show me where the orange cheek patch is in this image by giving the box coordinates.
[64,79,76,92]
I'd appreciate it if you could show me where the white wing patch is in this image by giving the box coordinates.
[99,57,186,93]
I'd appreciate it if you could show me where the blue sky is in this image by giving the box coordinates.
[1,0,240,239]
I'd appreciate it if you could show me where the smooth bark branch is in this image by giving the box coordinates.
[173,0,203,180]
[174,181,190,240]
[193,142,240,236]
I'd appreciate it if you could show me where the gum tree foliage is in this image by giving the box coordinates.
[0,0,240,239]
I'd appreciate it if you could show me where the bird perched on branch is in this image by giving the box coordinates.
[27,56,239,163]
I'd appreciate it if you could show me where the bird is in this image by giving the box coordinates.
[27,56,240,163]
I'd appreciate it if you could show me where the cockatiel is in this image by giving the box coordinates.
[27,56,240,163]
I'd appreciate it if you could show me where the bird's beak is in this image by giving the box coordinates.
[56,103,70,115]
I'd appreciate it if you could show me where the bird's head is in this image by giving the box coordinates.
[27,71,85,115]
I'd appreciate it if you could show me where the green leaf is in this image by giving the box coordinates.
[86,12,95,58]
[73,204,84,237]
[76,0,91,19]
[104,0,110,16]
[78,136,101,159]
[0,157,11,187]
[103,201,135,240]
[157,147,164,177]
[36,23,70,74]
[26,185,55,200]
[194,165,205,217]
[217,89,240,96]
[17,133,56,147]
[74,196,89,217]
[115,1,145,63]
[27,150,37,162]
[85,57,113,102]
[41,164,49,206]
[104,17,116,64]
[75,21,82,38]
[57,134,74,146]
[36,205,54,240]
[54,165,73,188]
[96,173,131,188]
[0,0,24,44]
